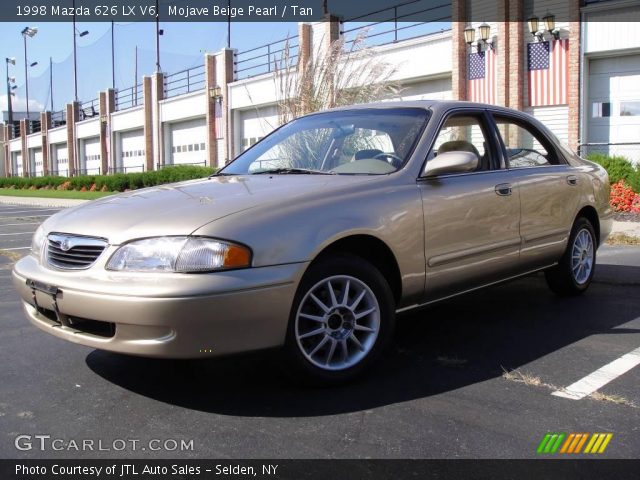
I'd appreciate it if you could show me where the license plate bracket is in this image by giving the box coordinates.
[25,279,69,326]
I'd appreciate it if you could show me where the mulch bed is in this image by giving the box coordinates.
[614,212,640,223]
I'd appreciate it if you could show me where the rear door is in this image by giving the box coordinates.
[418,109,522,301]
[491,113,580,270]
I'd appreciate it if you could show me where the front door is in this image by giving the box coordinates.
[418,110,521,301]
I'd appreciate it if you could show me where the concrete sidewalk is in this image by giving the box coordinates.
[0,195,89,208]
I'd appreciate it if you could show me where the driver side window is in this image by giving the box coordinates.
[429,114,493,172]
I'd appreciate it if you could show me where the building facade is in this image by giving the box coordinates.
[2,0,639,178]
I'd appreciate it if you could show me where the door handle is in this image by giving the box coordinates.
[495,183,512,196]
[567,175,578,186]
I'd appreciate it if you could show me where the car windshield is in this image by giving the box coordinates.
[220,108,429,175]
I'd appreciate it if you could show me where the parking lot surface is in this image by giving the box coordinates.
[0,204,638,459]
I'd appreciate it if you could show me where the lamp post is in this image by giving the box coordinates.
[72,0,89,102]
[155,0,162,72]
[5,57,16,127]
[21,26,38,119]
[111,21,115,90]
[227,0,231,49]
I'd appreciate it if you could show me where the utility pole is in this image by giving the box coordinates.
[227,0,231,48]
[23,33,29,118]
[20,27,37,122]
[49,57,53,112]
[111,21,115,90]
[134,45,138,104]
[155,0,161,72]
[73,0,78,102]
[5,58,15,127]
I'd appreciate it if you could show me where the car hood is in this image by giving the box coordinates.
[43,175,375,245]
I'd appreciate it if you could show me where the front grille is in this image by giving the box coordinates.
[46,233,108,270]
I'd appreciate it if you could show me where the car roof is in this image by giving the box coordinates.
[319,100,529,117]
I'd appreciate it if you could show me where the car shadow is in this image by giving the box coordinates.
[86,265,640,417]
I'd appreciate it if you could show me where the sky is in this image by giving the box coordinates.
[0,20,297,113]
[0,0,451,114]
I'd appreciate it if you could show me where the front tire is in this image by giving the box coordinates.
[284,253,395,385]
[545,217,597,296]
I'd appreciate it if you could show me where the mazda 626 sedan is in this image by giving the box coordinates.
[13,101,612,383]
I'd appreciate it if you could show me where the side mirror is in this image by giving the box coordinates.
[423,151,478,177]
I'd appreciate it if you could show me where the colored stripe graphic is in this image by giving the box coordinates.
[537,433,565,454]
[584,433,613,454]
[538,433,613,454]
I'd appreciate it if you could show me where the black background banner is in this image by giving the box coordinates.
[0,0,626,23]
[3,459,640,480]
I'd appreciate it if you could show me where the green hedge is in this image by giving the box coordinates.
[0,165,216,192]
[586,153,640,193]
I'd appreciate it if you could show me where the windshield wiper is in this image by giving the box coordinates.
[252,168,334,175]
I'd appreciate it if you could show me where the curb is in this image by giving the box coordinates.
[0,196,89,209]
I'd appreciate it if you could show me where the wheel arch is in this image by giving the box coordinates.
[575,205,600,246]
[311,234,403,305]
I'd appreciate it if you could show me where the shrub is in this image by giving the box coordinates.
[0,165,215,193]
[587,153,640,192]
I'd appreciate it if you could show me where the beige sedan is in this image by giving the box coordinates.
[13,101,612,383]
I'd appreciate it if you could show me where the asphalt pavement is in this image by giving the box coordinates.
[0,204,639,459]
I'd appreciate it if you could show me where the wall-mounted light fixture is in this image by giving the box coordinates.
[477,23,495,51]
[528,14,560,42]
[209,85,223,104]
[464,26,476,46]
[543,13,560,40]
[527,16,543,41]
[464,23,494,52]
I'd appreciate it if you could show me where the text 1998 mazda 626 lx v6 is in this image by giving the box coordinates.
[13,101,612,383]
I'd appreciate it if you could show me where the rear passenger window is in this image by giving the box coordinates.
[494,116,560,168]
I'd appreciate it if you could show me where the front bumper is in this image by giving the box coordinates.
[12,255,307,358]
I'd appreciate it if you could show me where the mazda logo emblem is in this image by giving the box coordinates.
[60,239,72,251]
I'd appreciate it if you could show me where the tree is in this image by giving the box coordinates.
[274,30,401,125]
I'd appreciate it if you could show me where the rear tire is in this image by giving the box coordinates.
[545,217,597,296]
[284,253,395,385]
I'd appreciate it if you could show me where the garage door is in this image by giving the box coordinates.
[53,144,69,177]
[170,118,206,166]
[588,54,640,163]
[83,137,101,175]
[33,148,43,177]
[239,105,279,153]
[120,130,145,173]
[13,153,23,177]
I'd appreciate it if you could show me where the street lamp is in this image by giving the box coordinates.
[21,26,38,119]
[72,0,90,102]
[5,57,16,128]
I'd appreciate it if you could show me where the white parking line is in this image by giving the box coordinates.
[0,215,54,220]
[0,223,41,227]
[0,209,60,215]
[0,205,61,211]
[552,346,640,400]
[1,246,31,251]
[0,232,35,236]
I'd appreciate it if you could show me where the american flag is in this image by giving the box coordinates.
[467,49,496,104]
[528,39,569,106]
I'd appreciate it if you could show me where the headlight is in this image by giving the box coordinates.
[106,237,251,273]
[31,225,46,259]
